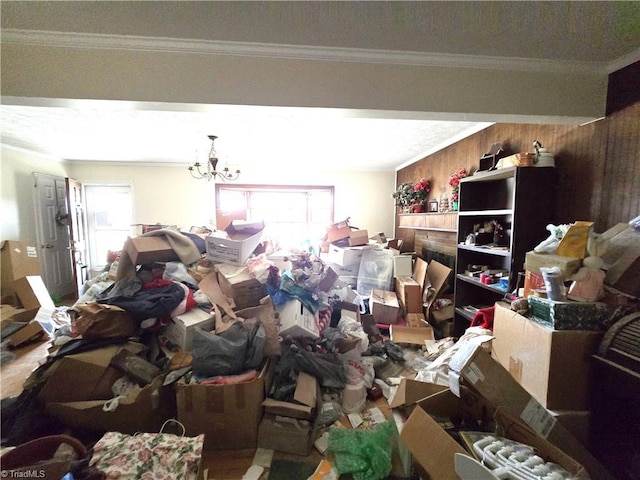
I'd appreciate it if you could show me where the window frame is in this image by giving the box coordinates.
[214,184,335,247]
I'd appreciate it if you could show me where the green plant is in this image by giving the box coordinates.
[392,182,414,207]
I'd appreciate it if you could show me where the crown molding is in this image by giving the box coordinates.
[2,28,620,75]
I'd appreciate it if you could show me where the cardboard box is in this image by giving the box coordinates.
[327,244,370,266]
[423,260,452,318]
[348,229,369,247]
[492,302,602,410]
[388,377,448,411]
[394,276,422,313]
[262,371,319,420]
[524,251,582,296]
[401,387,590,480]
[326,219,351,243]
[389,325,434,346]
[405,313,428,328]
[258,414,317,456]
[12,276,56,335]
[527,296,612,330]
[1,240,41,302]
[259,371,323,456]
[275,299,320,339]
[449,343,615,480]
[6,320,47,347]
[14,276,55,312]
[215,263,266,309]
[369,289,400,325]
[163,307,216,351]
[38,342,146,404]
[124,235,180,265]
[205,220,265,266]
[176,358,273,450]
[47,374,175,435]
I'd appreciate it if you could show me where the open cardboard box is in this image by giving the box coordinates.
[176,357,274,450]
[42,342,175,433]
[258,371,323,456]
[389,325,434,347]
[448,342,615,480]
[399,387,590,480]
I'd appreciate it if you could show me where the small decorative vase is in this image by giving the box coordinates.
[451,201,459,211]
[413,204,423,213]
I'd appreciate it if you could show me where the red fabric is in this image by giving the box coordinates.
[471,306,495,330]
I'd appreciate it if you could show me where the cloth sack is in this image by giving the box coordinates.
[71,302,136,340]
[89,422,204,480]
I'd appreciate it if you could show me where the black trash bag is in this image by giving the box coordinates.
[293,347,348,389]
[99,281,185,322]
[192,322,248,377]
[243,320,266,370]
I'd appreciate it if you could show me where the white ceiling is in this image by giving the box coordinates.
[2,1,639,171]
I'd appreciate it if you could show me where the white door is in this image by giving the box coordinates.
[34,173,76,300]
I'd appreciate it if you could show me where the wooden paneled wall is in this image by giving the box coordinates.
[396,99,640,253]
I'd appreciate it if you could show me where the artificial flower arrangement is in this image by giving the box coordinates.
[393,178,431,210]
[392,182,414,208]
[448,167,468,209]
[412,178,431,205]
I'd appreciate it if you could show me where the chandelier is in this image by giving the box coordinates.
[188,135,241,181]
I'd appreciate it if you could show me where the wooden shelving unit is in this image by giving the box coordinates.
[452,166,556,336]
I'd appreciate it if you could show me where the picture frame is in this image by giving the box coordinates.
[429,200,439,212]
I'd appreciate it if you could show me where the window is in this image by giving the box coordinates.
[216,185,334,251]
[84,184,133,276]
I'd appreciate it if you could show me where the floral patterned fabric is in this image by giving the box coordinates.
[90,430,204,479]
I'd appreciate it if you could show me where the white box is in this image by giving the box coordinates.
[163,308,216,351]
[205,220,265,266]
[276,300,319,339]
[327,244,370,266]
[393,255,413,278]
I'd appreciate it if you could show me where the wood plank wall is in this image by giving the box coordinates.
[395,99,640,256]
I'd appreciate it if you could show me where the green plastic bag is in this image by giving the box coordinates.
[327,419,395,480]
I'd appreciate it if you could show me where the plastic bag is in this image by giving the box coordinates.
[357,247,394,297]
[327,418,395,480]
[163,261,198,286]
[246,253,275,284]
[192,322,248,377]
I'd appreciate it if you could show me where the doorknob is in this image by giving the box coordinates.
[44,243,54,249]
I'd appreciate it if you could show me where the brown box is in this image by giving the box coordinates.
[401,388,590,480]
[125,235,179,265]
[524,251,582,296]
[369,289,400,325]
[1,240,41,303]
[326,219,351,243]
[449,343,614,480]
[492,301,602,410]
[46,374,175,435]
[405,313,428,328]
[258,372,322,456]
[176,359,273,450]
[389,325,434,346]
[39,342,146,404]
[215,263,266,310]
[394,276,422,313]
[348,229,369,247]
[14,276,55,312]
[6,320,47,347]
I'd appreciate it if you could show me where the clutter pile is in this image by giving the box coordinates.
[1,217,638,479]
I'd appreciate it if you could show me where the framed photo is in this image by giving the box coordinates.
[429,200,439,212]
